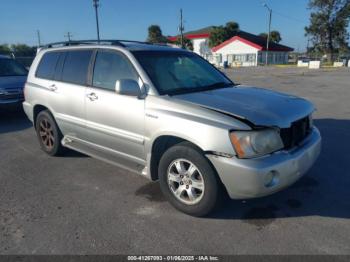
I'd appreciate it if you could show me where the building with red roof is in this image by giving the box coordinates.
[168,27,294,66]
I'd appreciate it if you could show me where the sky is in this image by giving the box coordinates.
[1,0,312,51]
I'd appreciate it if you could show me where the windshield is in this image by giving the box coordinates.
[132,51,234,95]
[0,58,28,77]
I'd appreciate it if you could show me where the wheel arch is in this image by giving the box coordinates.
[32,104,58,130]
[33,104,50,128]
[149,135,206,181]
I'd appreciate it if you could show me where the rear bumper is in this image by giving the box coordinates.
[22,101,34,122]
[207,127,321,199]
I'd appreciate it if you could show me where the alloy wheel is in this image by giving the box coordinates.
[167,159,205,205]
[38,118,55,150]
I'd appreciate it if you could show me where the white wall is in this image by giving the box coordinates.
[213,40,259,66]
[309,61,321,69]
[214,40,259,57]
[199,38,290,66]
[334,61,344,67]
[192,38,212,56]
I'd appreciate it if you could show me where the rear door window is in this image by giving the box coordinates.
[36,51,60,80]
[61,50,93,85]
[53,52,66,81]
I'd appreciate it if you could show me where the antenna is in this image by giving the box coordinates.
[37,30,41,47]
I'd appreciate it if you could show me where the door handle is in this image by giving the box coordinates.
[48,84,57,91]
[87,92,98,101]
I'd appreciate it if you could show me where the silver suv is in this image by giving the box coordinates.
[23,40,321,216]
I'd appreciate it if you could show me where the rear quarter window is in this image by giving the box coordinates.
[61,50,93,85]
[35,52,60,80]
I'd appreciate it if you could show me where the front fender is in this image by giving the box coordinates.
[145,121,235,156]
[144,95,251,156]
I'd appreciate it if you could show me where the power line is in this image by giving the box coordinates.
[273,10,307,24]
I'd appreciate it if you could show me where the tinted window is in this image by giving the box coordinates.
[61,50,92,85]
[36,52,60,79]
[53,52,66,81]
[92,51,138,91]
[0,58,27,77]
[133,51,233,95]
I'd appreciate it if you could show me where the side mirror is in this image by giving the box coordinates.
[115,79,141,97]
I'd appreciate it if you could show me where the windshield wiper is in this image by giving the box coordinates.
[203,82,235,90]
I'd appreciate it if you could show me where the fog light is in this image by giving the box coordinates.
[264,171,279,187]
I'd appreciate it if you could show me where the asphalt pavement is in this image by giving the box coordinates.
[0,66,349,254]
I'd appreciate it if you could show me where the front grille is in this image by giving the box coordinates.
[0,91,23,100]
[280,116,311,149]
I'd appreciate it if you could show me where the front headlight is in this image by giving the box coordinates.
[230,129,284,159]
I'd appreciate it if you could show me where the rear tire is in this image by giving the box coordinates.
[158,142,220,217]
[35,110,65,156]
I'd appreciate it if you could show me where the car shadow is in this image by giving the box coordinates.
[63,149,88,158]
[136,119,350,223]
[0,107,32,134]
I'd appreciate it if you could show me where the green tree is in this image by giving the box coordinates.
[259,33,268,39]
[173,36,193,50]
[208,21,240,47]
[146,25,168,43]
[208,26,226,48]
[0,44,36,57]
[259,30,282,43]
[0,44,11,55]
[11,44,36,57]
[225,21,240,36]
[305,0,350,60]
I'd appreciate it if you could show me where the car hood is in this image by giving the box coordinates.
[173,86,314,128]
[0,75,27,90]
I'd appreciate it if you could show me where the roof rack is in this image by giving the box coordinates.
[42,39,154,49]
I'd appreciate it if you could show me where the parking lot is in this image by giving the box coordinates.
[0,66,349,255]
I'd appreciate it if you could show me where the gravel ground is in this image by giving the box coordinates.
[0,66,349,255]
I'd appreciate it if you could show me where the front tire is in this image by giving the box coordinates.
[35,110,65,156]
[158,142,220,216]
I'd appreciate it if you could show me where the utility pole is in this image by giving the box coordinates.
[37,30,41,47]
[64,32,73,42]
[263,3,272,65]
[93,0,100,42]
[179,8,185,48]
